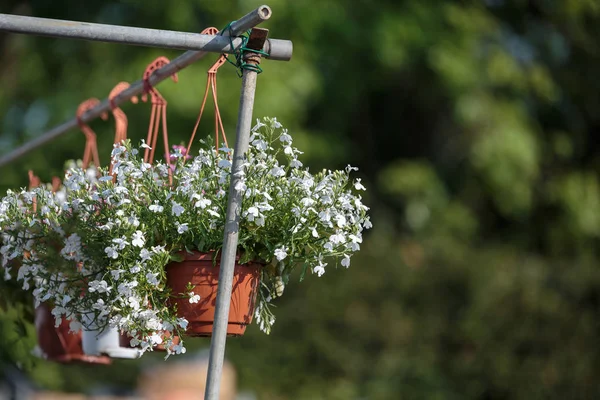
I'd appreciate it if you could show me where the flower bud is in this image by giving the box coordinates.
[275,276,285,297]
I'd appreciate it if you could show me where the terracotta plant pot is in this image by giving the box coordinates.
[166,252,261,337]
[34,303,111,365]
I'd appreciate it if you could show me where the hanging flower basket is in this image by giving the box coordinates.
[166,252,261,337]
[0,117,372,358]
[35,303,111,365]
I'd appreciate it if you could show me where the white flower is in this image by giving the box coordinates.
[151,245,166,254]
[194,198,211,209]
[234,180,247,193]
[252,118,266,131]
[279,129,292,143]
[98,175,113,182]
[330,232,346,244]
[341,254,351,268]
[140,248,152,262]
[114,186,129,195]
[71,198,83,210]
[110,269,125,280]
[270,166,285,177]
[311,226,319,238]
[247,206,259,220]
[112,237,129,250]
[128,214,140,227]
[334,214,347,228]
[271,118,282,128]
[88,280,111,293]
[105,246,118,259]
[177,223,189,234]
[150,333,163,345]
[140,140,152,149]
[252,138,268,151]
[61,233,82,260]
[218,159,232,169]
[188,292,200,303]
[319,210,331,223]
[146,272,159,286]
[132,230,145,247]
[173,343,187,355]
[313,261,326,277]
[348,234,362,251]
[99,221,113,231]
[130,264,142,273]
[354,178,366,191]
[274,247,288,261]
[128,296,141,310]
[149,203,164,213]
[177,318,189,330]
[111,144,125,156]
[171,201,185,217]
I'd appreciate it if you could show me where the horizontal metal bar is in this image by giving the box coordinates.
[0,7,292,61]
[0,5,292,168]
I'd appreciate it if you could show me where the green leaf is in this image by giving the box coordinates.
[299,262,309,282]
[169,253,185,263]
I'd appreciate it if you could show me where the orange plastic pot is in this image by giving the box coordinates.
[166,252,261,337]
[35,303,111,365]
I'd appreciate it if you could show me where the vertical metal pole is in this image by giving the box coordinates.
[204,29,268,400]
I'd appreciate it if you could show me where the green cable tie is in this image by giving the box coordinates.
[219,22,268,77]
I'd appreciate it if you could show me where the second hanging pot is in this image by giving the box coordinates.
[35,303,111,365]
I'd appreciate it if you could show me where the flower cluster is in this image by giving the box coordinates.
[0,117,371,356]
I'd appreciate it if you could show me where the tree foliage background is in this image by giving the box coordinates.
[1,0,599,398]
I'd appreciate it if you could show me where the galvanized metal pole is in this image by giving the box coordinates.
[0,5,294,168]
[0,12,292,60]
[204,28,268,400]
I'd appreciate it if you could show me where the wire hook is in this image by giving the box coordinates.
[76,98,108,170]
[186,27,230,158]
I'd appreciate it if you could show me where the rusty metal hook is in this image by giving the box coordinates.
[202,27,229,75]
[185,27,230,157]
[76,98,108,170]
[141,56,178,105]
[109,81,139,146]
[51,176,61,193]
[28,170,41,189]
[27,170,41,212]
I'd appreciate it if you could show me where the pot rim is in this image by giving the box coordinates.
[172,250,267,266]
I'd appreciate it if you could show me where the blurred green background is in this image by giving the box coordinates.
[1,0,600,398]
